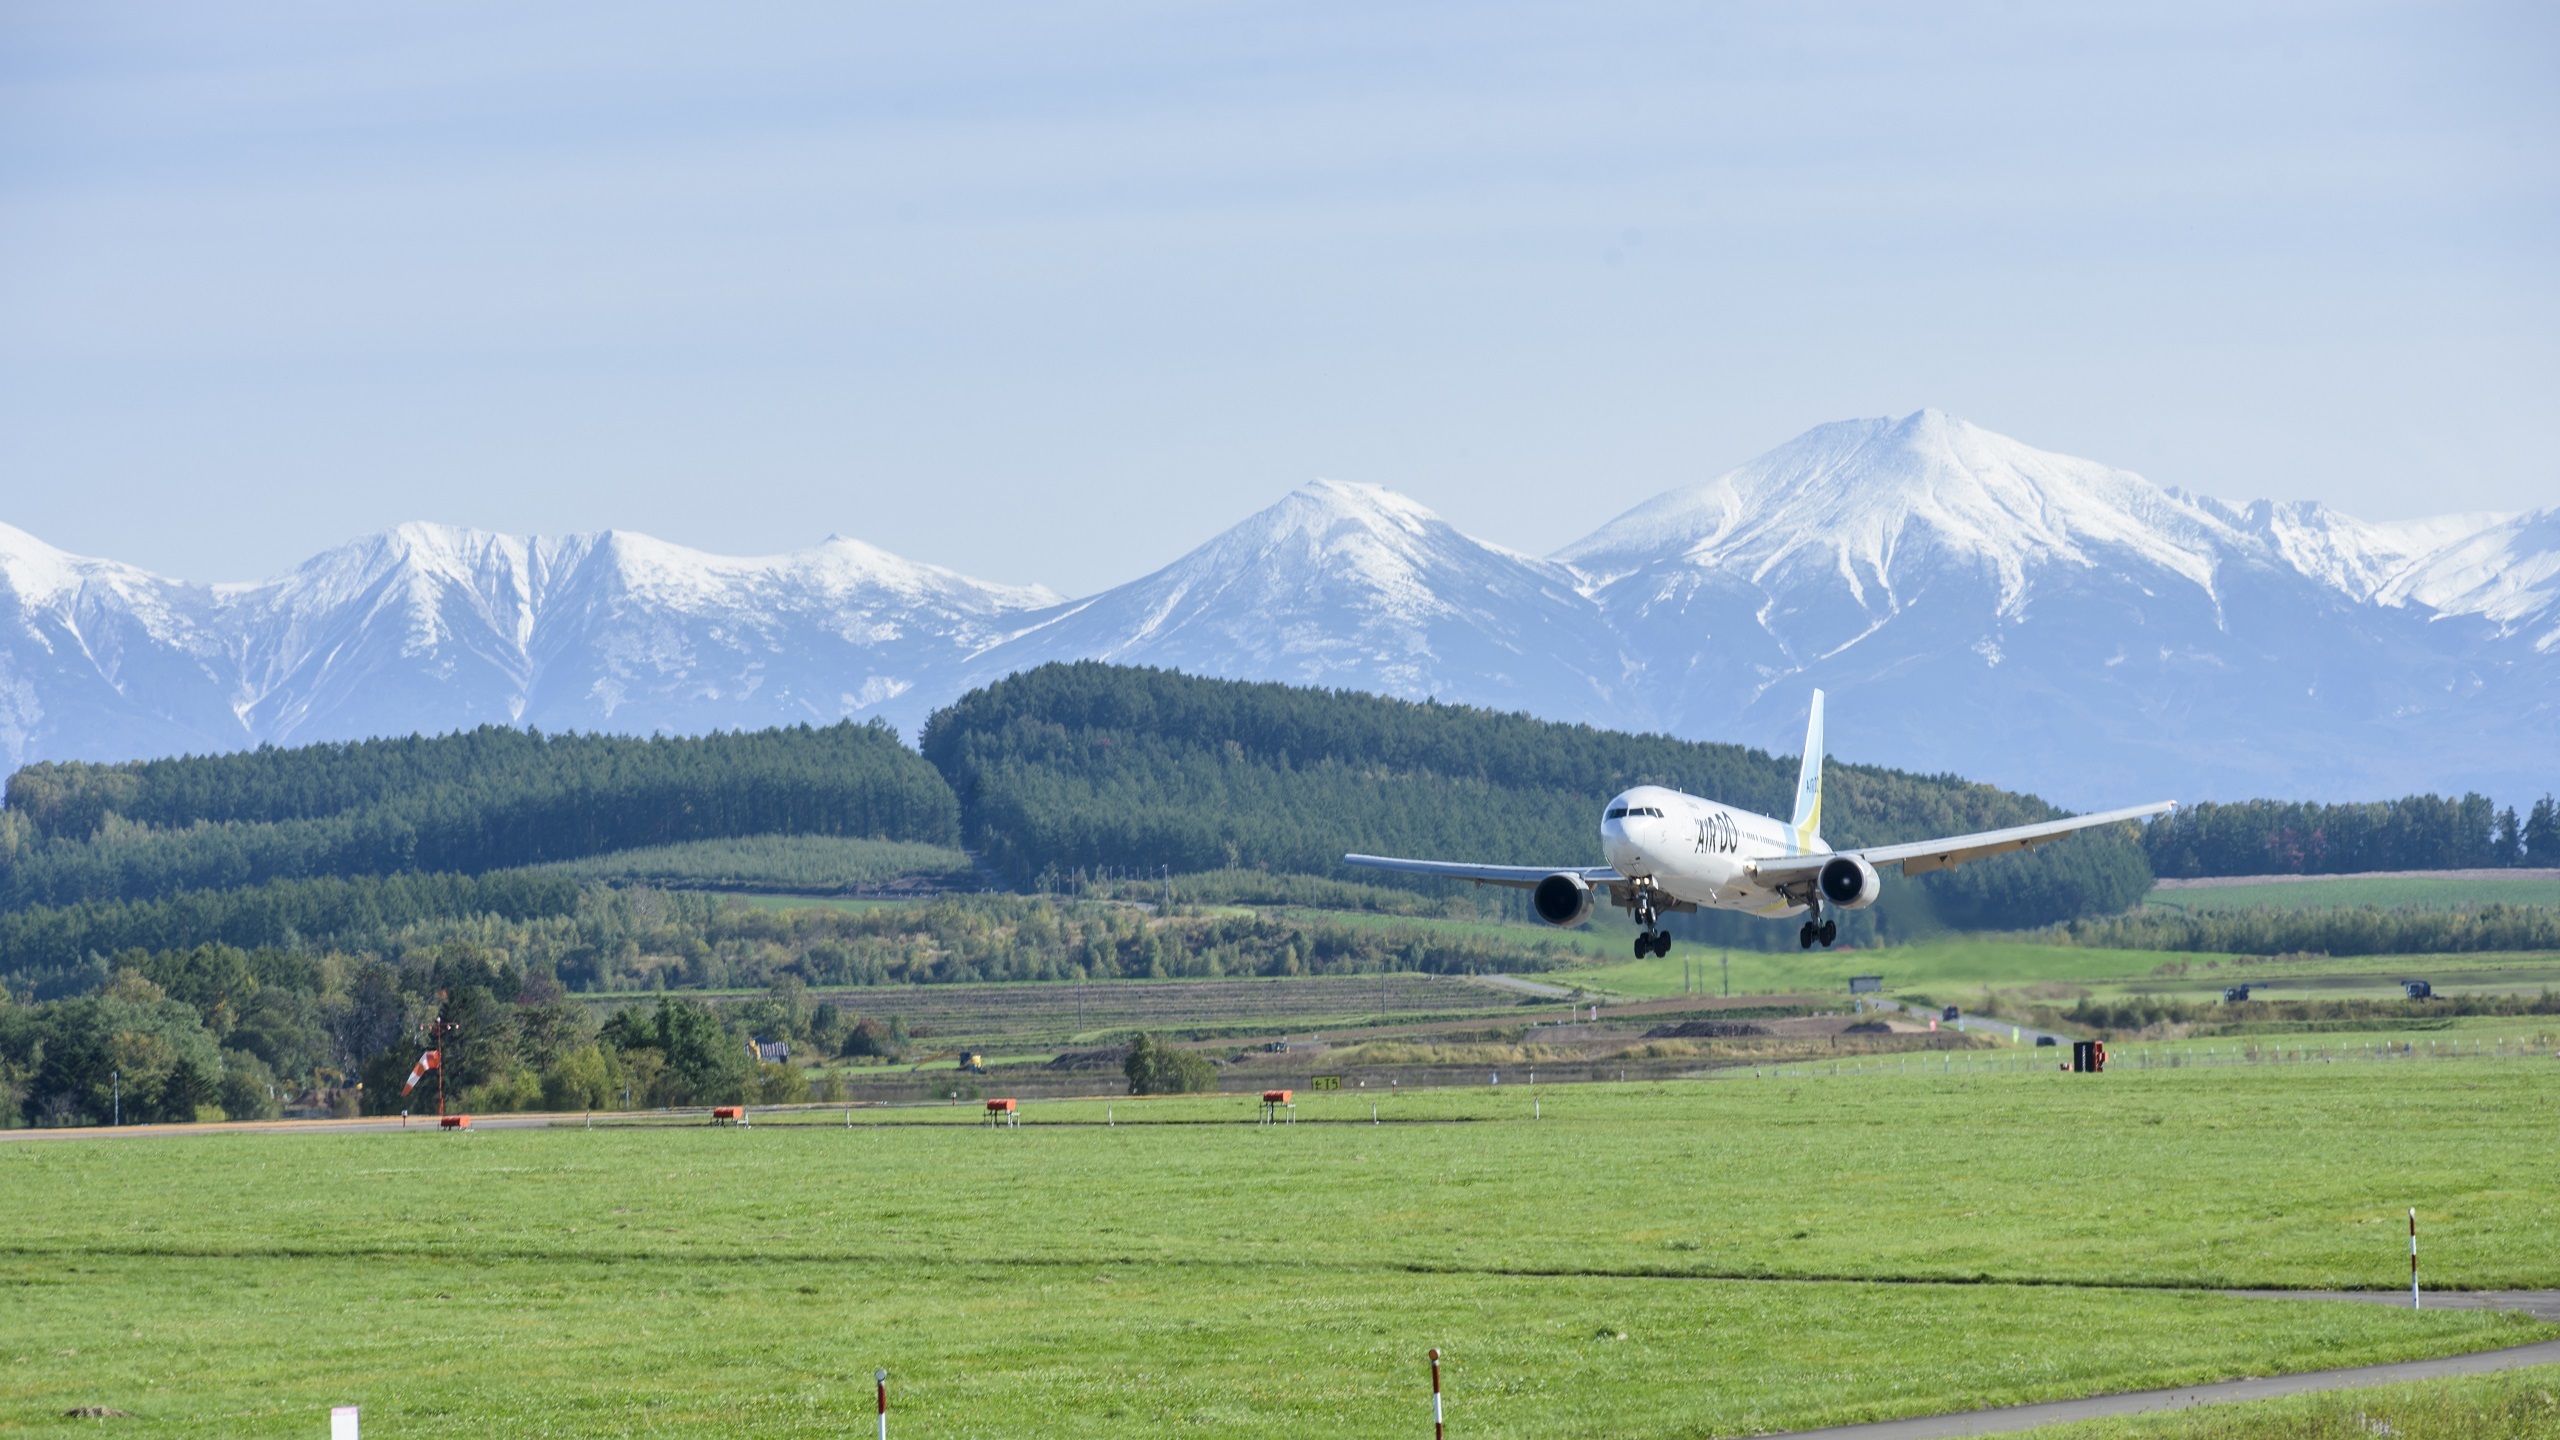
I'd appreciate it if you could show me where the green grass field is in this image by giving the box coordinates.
[2147,874,2560,912]
[5,1063,2554,1436]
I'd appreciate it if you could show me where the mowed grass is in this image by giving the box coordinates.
[4,1065,2555,1436]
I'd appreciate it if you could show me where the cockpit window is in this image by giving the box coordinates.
[1609,805,1663,819]
[1606,806,1628,819]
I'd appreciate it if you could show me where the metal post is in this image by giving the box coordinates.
[1429,1348,1443,1439]
[2410,1209,2420,1308]
[1722,951,1730,996]
[112,1070,119,1127]
[876,1369,888,1440]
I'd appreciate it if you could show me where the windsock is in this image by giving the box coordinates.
[401,1049,441,1094]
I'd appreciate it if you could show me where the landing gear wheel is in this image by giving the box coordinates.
[1632,934,1650,960]
[1819,920,1838,948]
[1798,922,1817,950]
[1654,932,1674,958]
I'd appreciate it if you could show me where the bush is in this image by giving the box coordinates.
[1124,1032,1218,1095]
[755,1062,811,1105]
[217,1050,282,1121]
[540,1045,619,1112]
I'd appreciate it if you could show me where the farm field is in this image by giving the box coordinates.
[578,971,1554,1049]
[1572,937,2213,999]
[5,1064,2554,1436]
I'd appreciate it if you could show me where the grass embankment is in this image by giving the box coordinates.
[2147,874,2560,912]
[537,834,979,892]
[4,1064,2553,1436]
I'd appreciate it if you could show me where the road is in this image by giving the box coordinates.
[1766,1329,2560,1439]
[1878,998,2075,1049]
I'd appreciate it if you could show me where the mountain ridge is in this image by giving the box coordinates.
[4,412,2550,806]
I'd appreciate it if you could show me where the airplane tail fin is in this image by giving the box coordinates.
[1790,689,1825,854]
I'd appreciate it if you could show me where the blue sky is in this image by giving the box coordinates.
[2,2,2552,594]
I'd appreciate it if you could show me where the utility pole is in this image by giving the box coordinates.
[428,991,460,1120]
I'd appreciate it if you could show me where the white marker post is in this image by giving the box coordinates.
[876,1368,889,1440]
[1428,1348,1444,1440]
[2410,1209,2420,1309]
[331,1407,359,1440]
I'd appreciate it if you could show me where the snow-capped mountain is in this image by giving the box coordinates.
[959,481,1625,717]
[0,521,1057,770]
[1560,411,2556,803]
[1,411,2550,806]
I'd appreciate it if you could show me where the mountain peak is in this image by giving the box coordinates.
[1559,409,2230,610]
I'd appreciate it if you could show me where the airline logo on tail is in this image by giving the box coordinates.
[1790,690,1825,854]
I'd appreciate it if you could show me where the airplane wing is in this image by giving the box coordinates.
[1342,855,1625,890]
[1748,801,2175,885]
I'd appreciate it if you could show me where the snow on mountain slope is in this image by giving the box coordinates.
[1563,410,2236,614]
[0,523,242,769]
[0,522,1058,770]
[2373,508,2560,652]
[963,480,1625,719]
[1563,411,2554,804]
[0,414,2548,806]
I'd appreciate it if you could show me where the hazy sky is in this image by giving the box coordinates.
[3,3,2553,595]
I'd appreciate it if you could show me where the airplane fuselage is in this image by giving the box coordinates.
[1601,784,1818,917]
[1341,687,2173,956]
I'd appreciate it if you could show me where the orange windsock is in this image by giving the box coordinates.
[401,1049,441,1094]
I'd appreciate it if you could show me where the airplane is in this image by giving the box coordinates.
[1345,690,2173,957]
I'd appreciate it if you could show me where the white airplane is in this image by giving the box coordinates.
[1346,690,2173,957]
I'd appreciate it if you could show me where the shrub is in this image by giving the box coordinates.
[1124,1032,1217,1095]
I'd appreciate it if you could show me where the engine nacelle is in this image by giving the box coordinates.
[1531,872,1596,927]
[1818,854,1881,909]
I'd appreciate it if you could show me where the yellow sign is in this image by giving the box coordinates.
[1311,1075,1343,1091]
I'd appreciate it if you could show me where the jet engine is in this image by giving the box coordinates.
[1532,872,1596,927]
[1818,854,1881,909]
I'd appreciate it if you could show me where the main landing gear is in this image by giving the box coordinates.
[1632,889,1673,960]
[1798,902,1839,950]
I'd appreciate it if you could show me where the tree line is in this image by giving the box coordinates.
[0,887,1593,1125]
[922,662,2157,932]
[2045,902,2560,958]
[0,721,959,912]
[2143,794,2559,878]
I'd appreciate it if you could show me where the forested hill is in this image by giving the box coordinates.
[2144,794,2557,877]
[0,723,958,912]
[920,662,2153,931]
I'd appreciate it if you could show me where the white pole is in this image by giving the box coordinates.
[877,1369,889,1440]
[2410,1209,2420,1309]
[331,1407,359,1440]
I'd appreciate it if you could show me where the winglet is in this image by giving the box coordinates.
[1790,689,1824,854]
